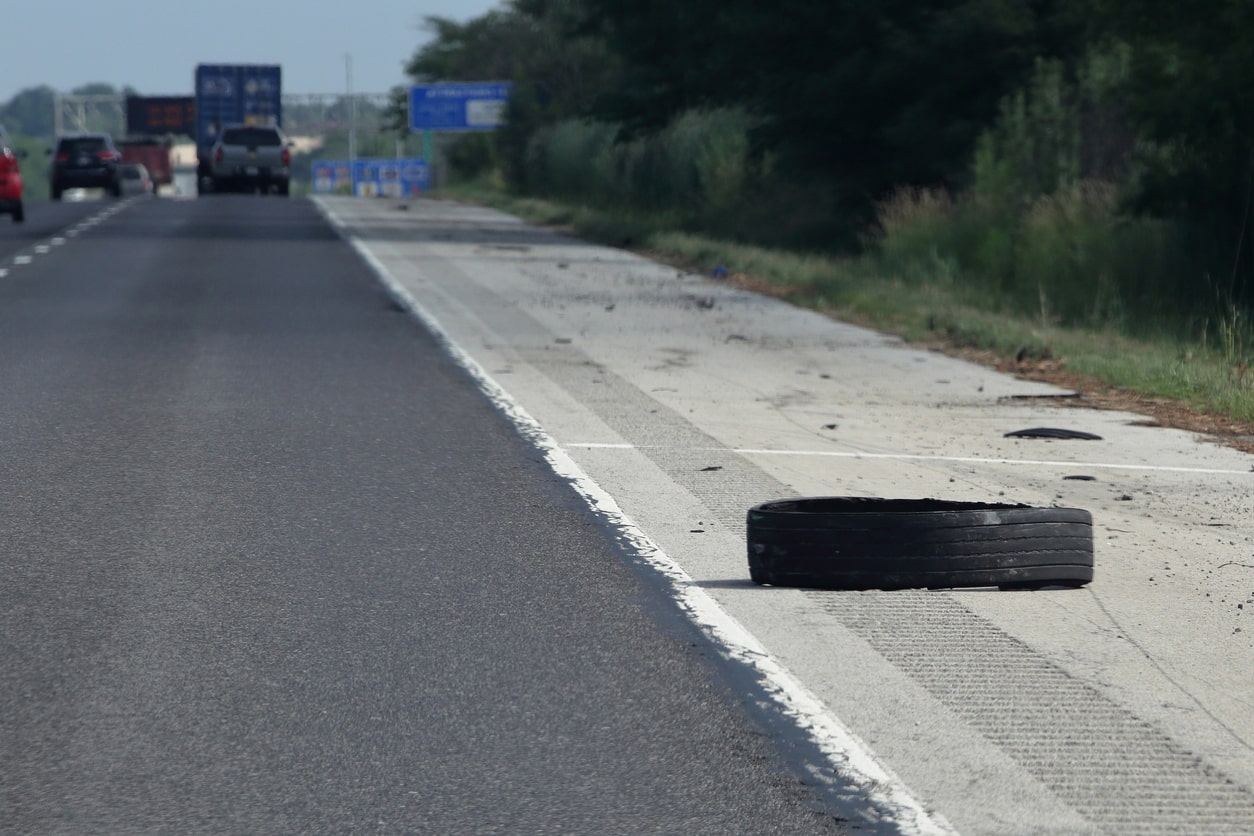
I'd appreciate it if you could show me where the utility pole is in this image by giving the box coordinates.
[346,54,356,164]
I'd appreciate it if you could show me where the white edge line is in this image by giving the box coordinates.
[566,443,1251,476]
[314,198,955,836]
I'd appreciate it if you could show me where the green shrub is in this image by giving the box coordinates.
[445,134,498,180]
[521,108,762,227]
[530,119,618,199]
[866,38,1218,340]
[1015,182,1118,324]
[871,187,955,279]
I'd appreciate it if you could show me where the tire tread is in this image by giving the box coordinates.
[748,497,1094,590]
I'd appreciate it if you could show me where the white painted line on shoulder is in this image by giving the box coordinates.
[735,448,1253,475]
[314,199,954,836]
[566,443,1251,476]
[13,256,32,265]
[51,238,66,246]
[35,245,50,254]
[0,269,7,279]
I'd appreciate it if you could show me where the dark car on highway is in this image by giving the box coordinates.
[50,133,123,199]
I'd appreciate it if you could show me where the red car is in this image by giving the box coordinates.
[0,123,24,223]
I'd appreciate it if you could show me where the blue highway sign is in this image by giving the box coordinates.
[409,83,511,132]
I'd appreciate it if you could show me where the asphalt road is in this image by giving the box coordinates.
[0,195,850,834]
[317,195,1254,836]
[0,198,102,261]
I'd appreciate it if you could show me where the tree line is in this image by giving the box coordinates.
[0,84,133,138]
[403,0,1254,324]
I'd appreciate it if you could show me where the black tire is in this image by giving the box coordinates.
[51,184,63,201]
[747,497,1093,590]
[277,181,289,197]
[13,202,23,223]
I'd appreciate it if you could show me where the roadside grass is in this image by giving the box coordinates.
[430,179,1254,429]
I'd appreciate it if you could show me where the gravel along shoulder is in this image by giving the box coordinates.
[318,196,1254,836]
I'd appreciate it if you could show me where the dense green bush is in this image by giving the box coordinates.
[866,42,1242,346]
[871,176,1193,338]
[444,134,498,181]
[524,119,615,200]
[524,108,758,218]
[517,107,853,245]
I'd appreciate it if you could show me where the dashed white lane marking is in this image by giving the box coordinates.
[316,200,955,836]
[1,204,127,274]
[565,443,1253,476]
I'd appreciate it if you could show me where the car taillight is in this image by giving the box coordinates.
[97,150,118,161]
[0,148,15,171]
[280,148,291,166]
[214,147,224,164]
[55,153,70,163]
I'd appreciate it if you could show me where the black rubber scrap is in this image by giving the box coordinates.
[1005,427,1103,440]
[747,497,1094,591]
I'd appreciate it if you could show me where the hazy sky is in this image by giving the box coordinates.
[3,0,503,103]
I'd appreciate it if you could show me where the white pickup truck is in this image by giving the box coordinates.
[206,124,291,195]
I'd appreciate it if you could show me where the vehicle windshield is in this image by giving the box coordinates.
[220,128,282,147]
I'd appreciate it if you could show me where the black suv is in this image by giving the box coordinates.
[50,133,123,199]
